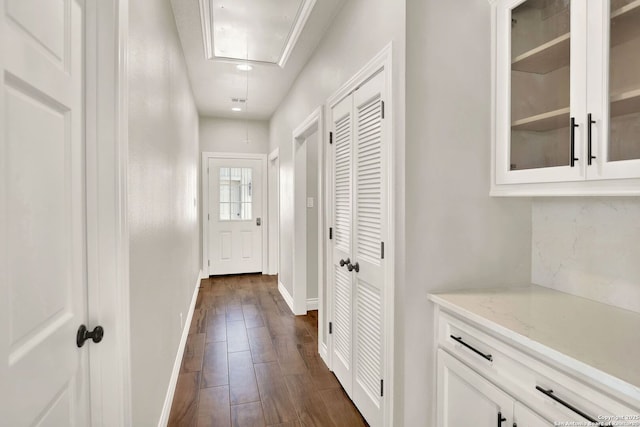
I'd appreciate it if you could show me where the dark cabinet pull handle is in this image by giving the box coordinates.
[570,117,579,167]
[498,412,506,427]
[450,335,493,362]
[339,258,350,267]
[535,386,598,423]
[588,113,596,165]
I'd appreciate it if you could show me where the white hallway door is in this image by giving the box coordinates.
[330,70,388,427]
[208,157,264,275]
[0,0,91,425]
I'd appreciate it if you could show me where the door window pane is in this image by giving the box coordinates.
[608,0,640,162]
[510,0,571,170]
[219,167,252,220]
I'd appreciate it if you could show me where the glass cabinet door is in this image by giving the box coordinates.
[510,0,572,172]
[496,0,586,185]
[600,0,640,178]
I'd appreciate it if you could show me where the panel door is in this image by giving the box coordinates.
[437,350,514,427]
[330,94,355,395]
[496,0,588,184]
[208,158,263,275]
[0,0,91,425]
[514,402,554,426]
[352,70,387,427]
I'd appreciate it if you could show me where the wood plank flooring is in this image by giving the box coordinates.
[168,274,368,427]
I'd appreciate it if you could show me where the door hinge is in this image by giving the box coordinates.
[381,241,385,259]
[208,214,210,221]
[329,322,333,334]
[329,227,333,240]
[380,379,384,397]
[381,100,385,119]
[329,131,333,144]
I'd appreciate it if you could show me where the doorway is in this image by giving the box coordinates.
[287,107,325,316]
[202,153,268,276]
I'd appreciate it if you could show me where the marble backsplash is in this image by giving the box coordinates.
[532,198,640,314]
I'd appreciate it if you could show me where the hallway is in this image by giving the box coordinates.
[168,274,368,427]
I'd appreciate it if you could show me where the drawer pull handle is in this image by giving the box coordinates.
[450,335,493,362]
[535,386,599,423]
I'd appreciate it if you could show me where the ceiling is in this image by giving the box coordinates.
[170,0,347,120]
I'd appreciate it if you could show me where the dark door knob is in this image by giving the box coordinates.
[77,324,104,348]
[347,262,359,272]
[339,258,350,267]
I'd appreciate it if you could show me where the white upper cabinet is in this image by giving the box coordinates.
[493,0,640,195]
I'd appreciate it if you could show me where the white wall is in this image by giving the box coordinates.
[306,131,319,301]
[269,0,406,355]
[127,0,200,424]
[532,198,640,314]
[200,116,269,154]
[405,1,532,425]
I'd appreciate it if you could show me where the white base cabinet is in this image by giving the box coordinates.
[431,290,640,427]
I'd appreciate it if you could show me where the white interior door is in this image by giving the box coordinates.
[208,158,263,275]
[0,0,91,425]
[329,70,388,427]
[352,70,387,427]
[330,94,354,395]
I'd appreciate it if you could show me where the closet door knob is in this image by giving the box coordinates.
[347,262,359,272]
[339,258,350,267]
[77,325,104,348]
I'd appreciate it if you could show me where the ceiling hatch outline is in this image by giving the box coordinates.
[198,0,317,68]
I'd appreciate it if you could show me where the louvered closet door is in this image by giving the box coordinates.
[330,93,354,395]
[352,70,386,427]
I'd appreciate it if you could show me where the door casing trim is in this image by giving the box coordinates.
[290,106,325,316]
[86,0,132,425]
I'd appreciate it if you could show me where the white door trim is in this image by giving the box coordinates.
[325,42,395,427]
[202,152,268,276]
[290,107,324,316]
[85,0,132,425]
[268,148,280,275]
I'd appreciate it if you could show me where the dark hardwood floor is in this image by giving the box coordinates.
[168,274,368,427]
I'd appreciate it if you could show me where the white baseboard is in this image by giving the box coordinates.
[158,270,202,427]
[319,342,329,367]
[306,298,318,311]
[278,280,295,314]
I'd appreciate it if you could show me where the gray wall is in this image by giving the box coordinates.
[128,0,200,424]
[405,0,533,424]
[200,117,270,154]
[268,0,406,368]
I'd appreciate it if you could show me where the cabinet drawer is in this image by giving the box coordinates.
[437,310,639,423]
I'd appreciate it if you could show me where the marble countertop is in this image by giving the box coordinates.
[429,285,640,401]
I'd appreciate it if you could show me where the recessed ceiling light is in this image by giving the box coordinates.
[231,107,242,112]
[236,64,253,71]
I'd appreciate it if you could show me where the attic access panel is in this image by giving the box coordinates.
[200,0,316,67]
